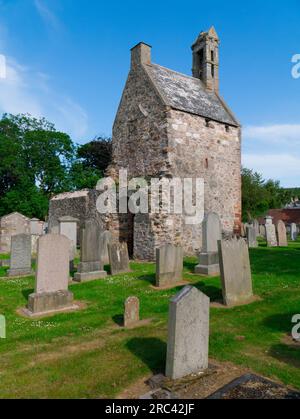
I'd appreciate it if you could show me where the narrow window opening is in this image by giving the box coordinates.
[205,119,210,127]
[211,64,215,78]
[225,125,230,133]
[205,158,209,169]
[211,50,214,62]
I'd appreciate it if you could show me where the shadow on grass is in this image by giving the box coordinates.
[112,314,124,327]
[263,313,298,333]
[126,337,166,374]
[269,344,300,369]
[22,288,34,301]
[193,281,223,302]
[138,273,156,286]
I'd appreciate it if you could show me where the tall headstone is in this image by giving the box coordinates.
[156,244,183,287]
[218,237,253,306]
[291,223,298,241]
[24,234,76,316]
[124,296,140,328]
[100,230,112,265]
[195,212,222,276]
[74,221,107,282]
[108,242,130,276]
[166,286,210,380]
[265,216,278,247]
[246,226,258,248]
[8,234,33,277]
[59,216,79,266]
[276,220,288,247]
[241,223,246,237]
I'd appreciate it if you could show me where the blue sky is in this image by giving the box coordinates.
[0,0,299,187]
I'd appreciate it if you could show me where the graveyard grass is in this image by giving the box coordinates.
[0,241,300,398]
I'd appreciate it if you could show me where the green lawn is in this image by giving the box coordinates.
[0,241,300,399]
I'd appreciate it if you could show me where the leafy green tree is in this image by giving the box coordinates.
[76,137,112,176]
[0,113,75,219]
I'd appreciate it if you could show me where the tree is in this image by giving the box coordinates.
[0,113,75,219]
[242,168,290,221]
[76,137,112,176]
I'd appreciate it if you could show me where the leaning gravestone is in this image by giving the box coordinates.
[241,223,246,238]
[253,219,260,237]
[23,235,77,316]
[8,234,33,277]
[291,223,298,241]
[276,220,288,247]
[156,244,183,287]
[108,242,130,276]
[218,237,253,306]
[195,212,222,276]
[166,286,210,380]
[246,226,258,248]
[265,216,278,247]
[74,221,107,282]
[124,296,140,328]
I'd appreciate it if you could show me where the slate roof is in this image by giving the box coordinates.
[145,63,238,126]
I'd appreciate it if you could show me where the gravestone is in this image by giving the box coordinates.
[291,223,298,241]
[59,216,79,268]
[156,244,183,287]
[195,212,222,276]
[74,220,107,282]
[265,216,278,247]
[246,226,258,248]
[108,242,130,276]
[100,230,112,265]
[8,234,33,277]
[259,225,266,238]
[218,237,253,306]
[124,296,140,328]
[24,234,76,316]
[253,220,260,237]
[276,220,288,247]
[166,286,210,380]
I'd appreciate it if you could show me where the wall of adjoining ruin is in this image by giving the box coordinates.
[0,213,30,254]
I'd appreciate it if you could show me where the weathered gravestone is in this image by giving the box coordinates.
[124,296,140,328]
[259,225,266,238]
[195,212,222,276]
[246,226,258,248]
[8,234,33,277]
[253,219,260,237]
[291,223,298,241]
[59,216,79,268]
[218,237,253,306]
[156,244,183,287]
[276,220,288,247]
[265,216,278,247]
[241,223,246,237]
[166,286,210,380]
[100,230,112,265]
[24,234,77,316]
[108,242,130,276]
[74,221,107,282]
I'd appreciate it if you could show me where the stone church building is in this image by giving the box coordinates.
[49,27,241,261]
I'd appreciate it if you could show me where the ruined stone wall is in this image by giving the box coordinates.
[0,213,30,254]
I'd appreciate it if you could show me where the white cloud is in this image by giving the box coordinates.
[243,153,300,187]
[34,0,61,31]
[244,124,300,146]
[0,55,88,139]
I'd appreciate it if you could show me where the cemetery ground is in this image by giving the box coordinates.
[0,241,300,399]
